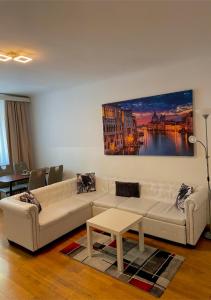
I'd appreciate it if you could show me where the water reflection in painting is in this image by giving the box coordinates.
[102,90,193,156]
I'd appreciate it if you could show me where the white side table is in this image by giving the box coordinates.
[86,208,144,272]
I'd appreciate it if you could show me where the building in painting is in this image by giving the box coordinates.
[102,106,138,154]
[102,105,123,154]
[184,112,193,133]
[151,112,159,124]
[147,111,193,133]
[148,112,166,131]
[122,110,138,149]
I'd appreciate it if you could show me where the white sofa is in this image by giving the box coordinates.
[0,177,208,251]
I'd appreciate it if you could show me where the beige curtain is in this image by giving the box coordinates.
[6,101,33,169]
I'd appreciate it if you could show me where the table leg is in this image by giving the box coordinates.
[111,233,115,240]
[87,224,93,257]
[116,234,123,272]
[138,222,144,252]
[9,182,13,196]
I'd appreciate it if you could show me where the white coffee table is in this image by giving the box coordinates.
[86,208,144,272]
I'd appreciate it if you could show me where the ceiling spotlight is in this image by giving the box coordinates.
[13,55,32,63]
[0,54,12,62]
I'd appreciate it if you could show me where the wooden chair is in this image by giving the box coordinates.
[28,169,46,191]
[0,164,28,198]
[48,165,63,185]
[0,165,13,198]
[13,161,29,175]
[0,165,12,175]
[13,161,29,190]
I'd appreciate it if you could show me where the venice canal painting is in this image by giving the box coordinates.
[102,90,193,156]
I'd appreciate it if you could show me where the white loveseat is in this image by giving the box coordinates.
[0,177,208,251]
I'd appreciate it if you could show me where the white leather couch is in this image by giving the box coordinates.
[0,177,207,251]
[0,179,92,251]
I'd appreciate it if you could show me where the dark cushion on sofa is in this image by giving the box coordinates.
[176,183,193,212]
[115,181,140,198]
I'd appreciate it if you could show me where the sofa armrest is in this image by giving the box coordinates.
[0,197,39,251]
[0,197,39,216]
[185,186,208,245]
[185,187,208,211]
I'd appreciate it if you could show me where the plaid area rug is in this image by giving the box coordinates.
[60,231,184,298]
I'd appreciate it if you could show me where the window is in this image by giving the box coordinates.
[0,100,9,166]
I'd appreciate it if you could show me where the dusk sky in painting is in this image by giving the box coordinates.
[105,90,193,126]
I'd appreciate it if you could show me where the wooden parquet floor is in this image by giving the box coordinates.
[0,211,211,300]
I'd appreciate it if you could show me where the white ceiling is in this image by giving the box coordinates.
[0,0,211,96]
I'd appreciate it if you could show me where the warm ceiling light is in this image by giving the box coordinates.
[13,55,32,63]
[0,54,12,62]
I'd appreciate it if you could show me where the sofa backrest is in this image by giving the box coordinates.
[140,181,181,203]
[20,176,200,207]
[95,177,109,193]
[31,178,77,207]
[101,177,199,204]
[141,181,201,203]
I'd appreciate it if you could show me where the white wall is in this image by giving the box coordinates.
[30,57,211,185]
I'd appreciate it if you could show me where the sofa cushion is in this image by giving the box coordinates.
[115,181,140,198]
[72,191,107,203]
[176,183,193,212]
[77,172,96,193]
[117,197,158,216]
[146,202,186,226]
[95,177,109,193]
[108,178,138,195]
[20,192,42,213]
[93,194,128,208]
[141,181,182,204]
[39,197,90,229]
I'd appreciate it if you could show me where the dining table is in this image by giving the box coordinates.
[0,174,30,196]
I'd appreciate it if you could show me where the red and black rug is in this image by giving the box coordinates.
[60,231,184,298]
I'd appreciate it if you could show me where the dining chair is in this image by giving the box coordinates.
[48,165,63,185]
[28,168,46,191]
[0,164,13,176]
[0,164,28,198]
[13,161,29,191]
[0,165,13,198]
[13,161,29,175]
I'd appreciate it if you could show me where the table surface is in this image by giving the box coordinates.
[87,208,143,234]
[0,174,29,183]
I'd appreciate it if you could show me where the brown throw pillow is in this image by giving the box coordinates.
[115,181,140,198]
[20,192,42,213]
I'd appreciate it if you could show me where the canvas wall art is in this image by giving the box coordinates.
[102,90,193,156]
